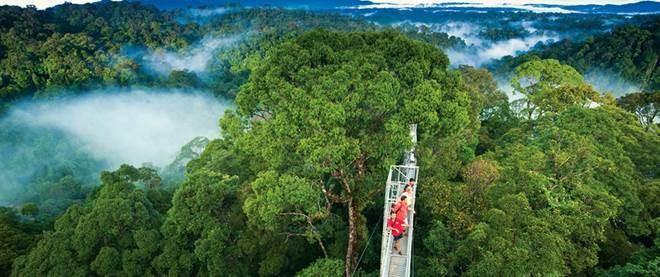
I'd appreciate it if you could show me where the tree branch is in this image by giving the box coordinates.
[279,212,328,258]
[319,180,347,204]
[332,169,352,195]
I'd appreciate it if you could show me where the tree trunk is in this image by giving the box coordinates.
[345,197,359,276]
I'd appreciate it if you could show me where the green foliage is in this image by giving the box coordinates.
[0,5,377,272]
[0,2,198,101]
[243,170,342,273]
[0,208,40,276]
[617,90,659,131]
[2,3,658,276]
[233,28,468,182]
[296,258,344,277]
[415,66,488,182]
[417,103,658,275]
[160,136,210,187]
[244,171,325,230]
[511,59,587,118]
[166,70,202,88]
[11,165,164,276]
[0,2,375,101]
[478,26,529,42]
[0,121,103,216]
[395,24,467,49]
[416,220,454,276]
[490,22,660,92]
[39,33,101,89]
[457,65,512,156]
[458,194,569,276]
[601,246,660,277]
[458,65,508,121]
[18,203,38,217]
[154,167,245,276]
[230,28,470,274]
[460,159,500,189]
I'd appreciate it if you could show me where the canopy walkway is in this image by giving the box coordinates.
[379,125,418,277]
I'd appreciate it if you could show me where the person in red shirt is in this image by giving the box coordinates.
[393,195,409,224]
[387,211,406,255]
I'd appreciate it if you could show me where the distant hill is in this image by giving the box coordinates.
[488,21,660,94]
[128,0,660,13]
[130,0,373,10]
[535,1,660,14]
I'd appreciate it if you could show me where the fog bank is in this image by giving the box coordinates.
[584,70,641,97]
[396,21,559,67]
[446,34,557,67]
[8,89,229,168]
[122,35,243,76]
[145,36,241,75]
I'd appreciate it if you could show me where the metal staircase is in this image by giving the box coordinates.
[379,125,418,277]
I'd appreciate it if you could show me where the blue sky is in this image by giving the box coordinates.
[0,0,652,9]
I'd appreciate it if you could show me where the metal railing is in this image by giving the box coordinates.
[380,165,418,277]
[380,124,418,277]
[404,180,417,277]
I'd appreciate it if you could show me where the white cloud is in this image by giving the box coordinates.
[584,70,641,96]
[445,34,558,67]
[452,35,557,66]
[392,20,482,43]
[396,21,559,66]
[8,89,230,167]
[447,3,581,13]
[353,1,653,13]
[188,7,229,17]
[142,35,242,75]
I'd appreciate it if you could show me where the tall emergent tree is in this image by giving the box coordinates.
[617,91,659,132]
[222,29,470,275]
[511,59,595,119]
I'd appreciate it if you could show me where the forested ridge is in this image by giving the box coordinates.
[0,1,375,108]
[0,1,659,276]
[489,18,660,92]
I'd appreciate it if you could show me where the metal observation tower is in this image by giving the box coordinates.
[379,124,419,277]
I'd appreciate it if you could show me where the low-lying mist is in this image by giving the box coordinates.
[9,89,228,167]
[146,35,241,75]
[395,20,643,97]
[446,34,557,67]
[123,35,243,76]
[0,89,230,207]
[395,21,560,67]
[584,70,641,97]
[494,69,642,104]
[189,7,230,17]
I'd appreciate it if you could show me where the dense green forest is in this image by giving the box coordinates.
[489,19,660,93]
[0,1,659,276]
[0,1,375,108]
